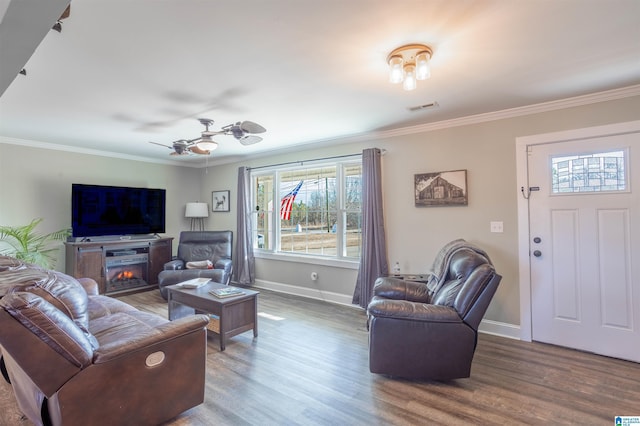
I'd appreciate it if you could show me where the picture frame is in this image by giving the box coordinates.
[211,190,230,212]
[414,169,468,207]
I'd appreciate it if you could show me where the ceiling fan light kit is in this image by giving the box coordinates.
[196,139,219,152]
[387,44,433,91]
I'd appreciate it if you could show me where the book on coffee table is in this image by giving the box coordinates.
[209,286,245,298]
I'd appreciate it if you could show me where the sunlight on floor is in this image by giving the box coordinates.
[258,312,285,321]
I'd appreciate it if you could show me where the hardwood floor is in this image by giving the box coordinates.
[1,287,639,425]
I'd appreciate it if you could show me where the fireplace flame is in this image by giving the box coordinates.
[116,270,135,280]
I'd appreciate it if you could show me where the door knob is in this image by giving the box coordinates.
[533,250,542,257]
[533,237,541,244]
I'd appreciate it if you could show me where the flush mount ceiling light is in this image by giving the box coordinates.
[387,44,433,91]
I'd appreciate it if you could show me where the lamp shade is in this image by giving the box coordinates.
[402,64,416,91]
[388,55,404,84]
[415,51,431,80]
[185,202,209,218]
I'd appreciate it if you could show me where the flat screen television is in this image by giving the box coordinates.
[71,183,166,238]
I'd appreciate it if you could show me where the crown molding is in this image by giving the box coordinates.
[238,84,640,160]
[2,84,639,167]
[0,135,198,167]
[372,84,640,140]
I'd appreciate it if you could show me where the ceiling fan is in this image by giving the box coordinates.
[149,118,266,156]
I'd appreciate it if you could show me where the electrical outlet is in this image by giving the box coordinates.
[490,221,504,233]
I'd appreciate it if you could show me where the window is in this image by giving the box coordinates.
[251,157,362,260]
[551,150,627,194]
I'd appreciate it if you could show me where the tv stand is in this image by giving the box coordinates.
[65,237,173,295]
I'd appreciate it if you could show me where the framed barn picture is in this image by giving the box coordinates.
[211,190,230,212]
[414,169,468,207]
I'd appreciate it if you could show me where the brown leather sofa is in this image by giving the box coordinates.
[158,231,233,299]
[0,257,209,426]
[367,245,501,380]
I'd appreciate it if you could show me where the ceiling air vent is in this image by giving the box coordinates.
[407,101,439,112]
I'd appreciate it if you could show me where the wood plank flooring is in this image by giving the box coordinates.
[1,287,639,425]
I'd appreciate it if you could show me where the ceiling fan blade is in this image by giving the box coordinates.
[239,121,266,134]
[59,5,71,20]
[238,135,263,146]
[149,141,174,149]
[189,145,211,155]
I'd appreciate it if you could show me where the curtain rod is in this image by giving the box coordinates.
[246,152,364,171]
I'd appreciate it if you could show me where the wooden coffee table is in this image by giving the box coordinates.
[167,281,259,351]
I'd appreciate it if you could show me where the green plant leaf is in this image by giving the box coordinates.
[0,218,71,268]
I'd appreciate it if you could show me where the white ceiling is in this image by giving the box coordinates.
[1,0,639,166]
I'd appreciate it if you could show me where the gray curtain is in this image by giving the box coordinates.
[352,148,388,308]
[234,166,255,285]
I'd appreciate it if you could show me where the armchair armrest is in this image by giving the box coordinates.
[93,314,209,363]
[373,277,431,302]
[163,259,185,270]
[367,297,461,323]
[214,258,232,274]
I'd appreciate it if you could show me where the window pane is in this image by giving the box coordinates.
[345,164,362,208]
[280,167,338,256]
[552,150,625,193]
[345,212,362,258]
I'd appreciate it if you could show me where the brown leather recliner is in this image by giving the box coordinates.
[367,246,501,380]
[0,261,209,426]
[158,231,233,300]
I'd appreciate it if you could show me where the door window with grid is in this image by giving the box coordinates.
[551,150,627,194]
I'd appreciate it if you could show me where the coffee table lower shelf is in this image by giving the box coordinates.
[167,282,259,351]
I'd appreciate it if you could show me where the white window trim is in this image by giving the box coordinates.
[251,155,362,263]
[254,250,359,269]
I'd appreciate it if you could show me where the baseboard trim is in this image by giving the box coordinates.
[478,319,521,340]
[242,279,522,339]
[248,279,360,309]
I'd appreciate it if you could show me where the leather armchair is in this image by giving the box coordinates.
[158,231,233,299]
[367,247,501,380]
[0,261,208,426]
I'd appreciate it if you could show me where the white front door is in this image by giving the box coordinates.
[528,132,640,362]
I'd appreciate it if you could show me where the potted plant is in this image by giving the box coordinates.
[0,218,71,269]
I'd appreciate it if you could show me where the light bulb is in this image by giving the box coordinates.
[415,51,431,80]
[403,64,416,91]
[388,55,404,84]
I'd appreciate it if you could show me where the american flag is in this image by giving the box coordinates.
[280,180,303,220]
